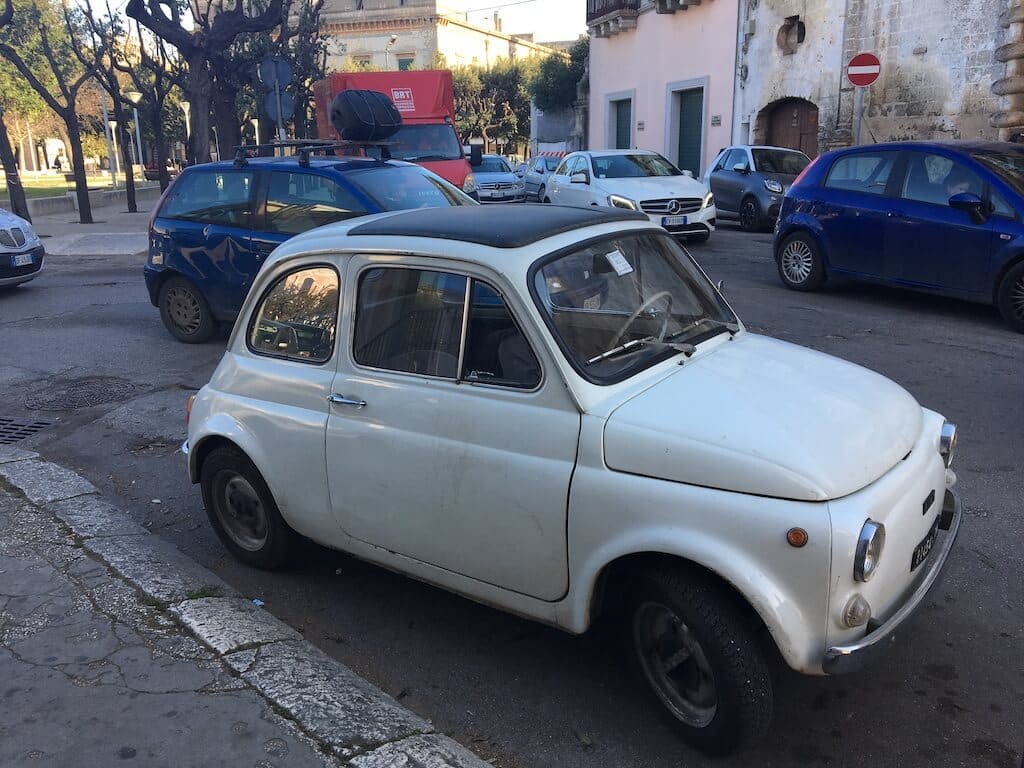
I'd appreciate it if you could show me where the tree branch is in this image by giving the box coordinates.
[0,0,13,28]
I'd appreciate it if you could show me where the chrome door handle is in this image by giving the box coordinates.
[328,394,366,409]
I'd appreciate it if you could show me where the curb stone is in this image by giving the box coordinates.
[0,453,491,768]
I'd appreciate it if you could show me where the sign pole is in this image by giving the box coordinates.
[846,52,880,147]
[275,80,286,155]
[853,87,864,146]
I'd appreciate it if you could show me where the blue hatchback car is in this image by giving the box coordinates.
[774,141,1024,331]
[145,155,475,342]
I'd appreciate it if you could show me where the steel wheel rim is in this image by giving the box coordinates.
[1011,275,1024,320]
[741,201,757,229]
[633,601,718,728]
[215,473,268,551]
[166,286,202,334]
[781,240,813,284]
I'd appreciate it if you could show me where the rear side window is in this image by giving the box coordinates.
[824,153,895,195]
[266,172,367,235]
[160,171,254,227]
[354,268,467,378]
[249,266,339,363]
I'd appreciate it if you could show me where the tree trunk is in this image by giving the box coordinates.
[113,102,138,213]
[212,78,242,162]
[150,102,171,191]
[188,55,212,164]
[0,109,31,222]
[64,114,93,224]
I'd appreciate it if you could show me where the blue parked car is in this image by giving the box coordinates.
[145,155,476,342]
[774,141,1024,332]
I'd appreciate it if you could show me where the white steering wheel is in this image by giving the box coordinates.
[609,290,674,349]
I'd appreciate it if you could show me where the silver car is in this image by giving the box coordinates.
[706,145,811,231]
[472,155,526,203]
[523,155,562,201]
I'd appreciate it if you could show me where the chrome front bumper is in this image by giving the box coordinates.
[823,488,962,674]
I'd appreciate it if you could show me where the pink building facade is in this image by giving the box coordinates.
[587,0,739,176]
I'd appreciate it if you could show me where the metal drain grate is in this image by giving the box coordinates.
[0,417,52,445]
[25,376,136,411]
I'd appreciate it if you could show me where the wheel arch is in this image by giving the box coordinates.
[774,221,829,269]
[991,250,1024,305]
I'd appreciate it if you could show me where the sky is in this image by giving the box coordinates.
[437,0,587,44]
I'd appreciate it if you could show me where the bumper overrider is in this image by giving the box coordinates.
[823,488,962,674]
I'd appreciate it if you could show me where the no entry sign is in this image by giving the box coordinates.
[848,52,881,87]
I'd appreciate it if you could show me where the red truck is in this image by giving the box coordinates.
[313,70,476,197]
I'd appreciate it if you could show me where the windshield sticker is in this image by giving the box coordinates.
[605,249,634,276]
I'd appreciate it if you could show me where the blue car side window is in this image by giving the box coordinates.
[266,172,368,235]
[901,153,983,207]
[824,153,894,195]
[160,171,254,227]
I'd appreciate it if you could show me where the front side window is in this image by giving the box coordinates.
[532,233,736,384]
[533,158,545,173]
[160,170,254,227]
[249,266,339,363]
[266,172,368,235]
[345,166,475,210]
[592,153,682,179]
[901,153,983,206]
[824,152,896,195]
[724,148,748,171]
[462,282,540,389]
[554,156,574,176]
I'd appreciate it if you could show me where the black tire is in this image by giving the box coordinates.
[776,232,826,291]
[995,260,1024,333]
[626,567,772,755]
[537,184,546,202]
[200,445,298,569]
[159,275,216,343]
[739,197,762,232]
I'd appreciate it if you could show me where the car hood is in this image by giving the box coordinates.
[0,207,32,230]
[603,334,922,501]
[595,174,707,201]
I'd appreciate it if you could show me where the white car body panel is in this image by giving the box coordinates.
[188,212,958,678]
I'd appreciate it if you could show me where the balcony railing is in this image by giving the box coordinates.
[587,0,640,37]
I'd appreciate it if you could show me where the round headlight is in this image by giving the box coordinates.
[854,519,885,582]
[939,421,957,468]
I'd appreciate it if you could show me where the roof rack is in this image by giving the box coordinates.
[232,139,394,168]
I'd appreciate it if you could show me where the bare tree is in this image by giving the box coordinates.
[0,2,95,223]
[126,0,284,164]
[0,1,31,220]
[0,0,12,27]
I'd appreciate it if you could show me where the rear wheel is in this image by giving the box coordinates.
[537,183,546,202]
[159,275,216,343]
[739,197,762,232]
[777,232,826,291]
[995,260,1024,333]
[626,568,772,755]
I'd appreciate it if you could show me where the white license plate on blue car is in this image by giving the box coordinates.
[662,215,687,226]
[11,253,33,267]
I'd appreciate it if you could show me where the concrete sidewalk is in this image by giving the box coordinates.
[0,447,488,768]
[29,199,152,257]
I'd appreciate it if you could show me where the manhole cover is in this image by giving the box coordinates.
[0,417,52,445]
[25,376,136,411]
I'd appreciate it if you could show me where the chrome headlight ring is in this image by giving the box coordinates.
[939,421,957,468]
[854,519,885,582]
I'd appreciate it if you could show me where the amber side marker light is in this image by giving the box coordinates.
[787,527,809,548]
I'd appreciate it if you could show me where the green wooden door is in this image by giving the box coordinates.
[613,99,632,149]
[676,89,704,175]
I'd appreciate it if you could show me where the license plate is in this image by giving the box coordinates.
[662,215,688,226]
[911,518,940,571]
[12,253,33,267]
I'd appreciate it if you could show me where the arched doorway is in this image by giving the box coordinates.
[762,98,819,157]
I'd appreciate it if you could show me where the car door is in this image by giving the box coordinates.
[709,148,751,215]
[548,155,578,204]
[153,168,257,316]
[524,157,543,196]
[815,150,900,277]
[250,170,371,283]
[884,151,996,295]
[325,259,581,601]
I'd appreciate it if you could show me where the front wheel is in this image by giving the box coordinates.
[739,197,762,232]
[777,232,826,291]
[995,260,1024,333]
[627,568,772,755]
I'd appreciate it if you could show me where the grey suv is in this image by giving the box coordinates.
[706,145,810,231]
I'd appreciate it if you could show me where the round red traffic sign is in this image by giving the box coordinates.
[848,52,881,87]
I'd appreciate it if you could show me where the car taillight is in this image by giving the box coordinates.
[791,156,821,189]
[186,395,195,427]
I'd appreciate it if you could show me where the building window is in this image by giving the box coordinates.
[777,16,806,55]
[352,55,372,69]
[611,98,632,149]
[397,55,414,71]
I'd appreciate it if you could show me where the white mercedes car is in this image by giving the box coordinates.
[184,204,961,755]
[0,206,45,287]
[545,149,716,242]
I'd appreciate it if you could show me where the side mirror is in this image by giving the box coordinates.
[570,172,590,184]
[732,162,750,174]
[682,169,694,178]
[948,192,987,224]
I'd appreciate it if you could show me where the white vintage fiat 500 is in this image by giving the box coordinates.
[184,204,961,754]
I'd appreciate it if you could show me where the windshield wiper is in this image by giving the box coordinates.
[665,318,740,343]
[586,336,695,366]
[403,154,452,162]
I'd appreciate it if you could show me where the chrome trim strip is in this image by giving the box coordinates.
[823,489,962,674]
[455,277,472,378]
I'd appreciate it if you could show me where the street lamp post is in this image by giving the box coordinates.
[180,100,192,164]
[108,120,120,178]
[385,34,397,69]
[125,90,145,169]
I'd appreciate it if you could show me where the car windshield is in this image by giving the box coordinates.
[544,156,561,171]
[752,149,811,175]
[385,124,464,162]
[533,232,737,383]
[972,150,1024,197]
[346,166,476,210]
[477,157,512,173]
[592,154,682,179]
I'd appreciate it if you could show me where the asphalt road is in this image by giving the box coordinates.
[2,226,1021,768]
